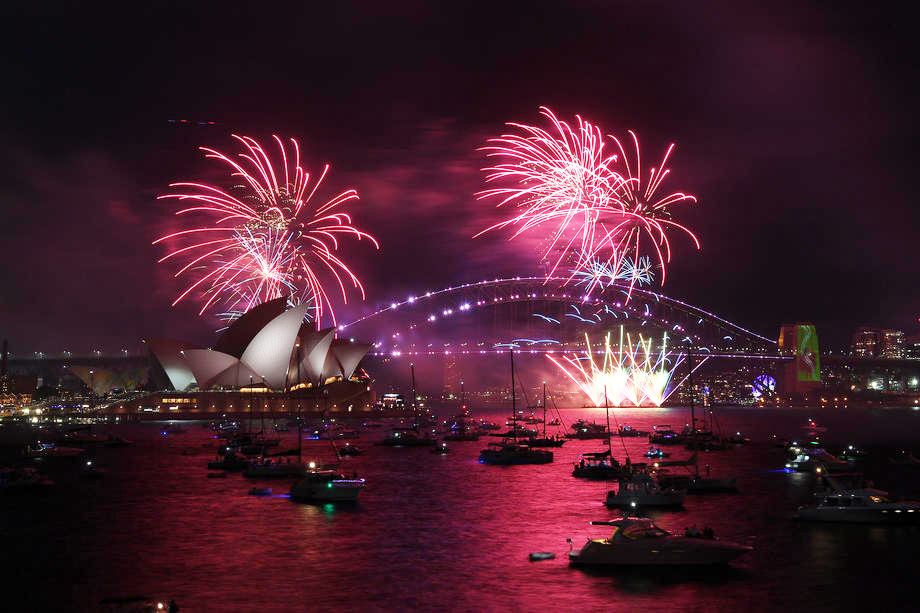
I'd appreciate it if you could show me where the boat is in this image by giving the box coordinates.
[480,441,553,465]
[376,364,437,447]
[572,451,623,479]
[605,470,686,508]
[726,432,750,445]
[785,443,850,473]
[524,383,567,448]
[376,428,437,447]
[838,444,867,462]
[547,417,561,426]
[478,420,502,431]
[207,450,249,471]
[488,426,539,439]
[248,487,272,496]
[617,425,649,437]
[24,441,84,459]
[648,425,682,445]
[80,459,105,478]
[430,441,450,454]
[478,350,553,466]
[443,427,480,442]
[273,423,290,433]
[565,420,609,440]
[890,450,920,466]
[529,552,555,561]
[795,487,920,523]
[0,466,53,491]
[290,469,365,502]
[643,447,670,459]
[567,518,751,566]
[243,458,308,478]
[338,442,363,456]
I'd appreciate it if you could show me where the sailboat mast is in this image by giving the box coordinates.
[687,339,698,476]
[542,382,547,438]
[248,376,254,436]
[510,349,516,443]
[410,363,418,431]
[296,342,302,463]
[604,386,612,452]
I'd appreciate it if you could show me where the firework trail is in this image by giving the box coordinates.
[547,327,681,407]
[154,135,378,326]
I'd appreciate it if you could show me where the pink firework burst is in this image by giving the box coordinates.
[154,134,378,327]
[476,108,699,300]
[602,130,700,294]
[474,106,625,278]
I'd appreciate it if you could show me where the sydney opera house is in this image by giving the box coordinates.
[139,296,375,414]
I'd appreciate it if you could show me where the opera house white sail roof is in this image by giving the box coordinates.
[148,298,370,391]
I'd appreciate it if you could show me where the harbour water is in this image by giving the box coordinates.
[3,406,920,612]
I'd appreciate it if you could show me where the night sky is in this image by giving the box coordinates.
[1,1,917,354]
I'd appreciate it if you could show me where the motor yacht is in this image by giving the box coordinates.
[479,441,553,465]
[376,429,437,447]
[649,425,683,445]
[565,420,609,440]
[572,451,623,480]
[643,447,670,459]
[796,488,920,523]
[568,518,751,566]
[618,425,649,437]
[785,444,849,473]
[290,469,365,502]
[605,471,686,508]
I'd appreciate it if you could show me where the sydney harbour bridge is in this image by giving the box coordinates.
[11,275,918,412]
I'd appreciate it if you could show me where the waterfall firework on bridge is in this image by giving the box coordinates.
[547,327,684,407]
[475,107,699,300]
[154,134,378,326]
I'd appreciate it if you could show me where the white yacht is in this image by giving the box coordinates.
[568,518,751,566]
[796,488,920,523]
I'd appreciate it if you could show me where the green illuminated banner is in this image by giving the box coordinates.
[796,324,820,382]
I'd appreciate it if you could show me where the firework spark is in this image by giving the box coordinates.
[154,135,378,326]
[547,327,681,407]
[476,108,699,300]
[571,254,654,295]
[603,131,700,292]
[474,106,625,277]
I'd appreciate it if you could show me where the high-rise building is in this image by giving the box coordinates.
[850,327,879,357]
[906,335,920,360]
[880,329,906,359]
